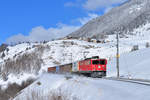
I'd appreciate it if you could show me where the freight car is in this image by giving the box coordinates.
[48,63,72,73]
[48,56,107,78]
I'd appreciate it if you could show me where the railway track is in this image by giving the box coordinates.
[103,77,150,86]
[54,73,150,86]
[66,73,150,86]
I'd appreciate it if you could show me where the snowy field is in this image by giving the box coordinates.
[14,74,150,100]
[13,23,150,100]
[108,47,150,79]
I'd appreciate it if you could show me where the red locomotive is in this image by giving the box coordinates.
[72,56,107,77]
[48,56,107,78]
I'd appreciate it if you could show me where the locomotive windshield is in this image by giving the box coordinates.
[92,60,106,65]
[100,60,105,65]
[92,60,99,64]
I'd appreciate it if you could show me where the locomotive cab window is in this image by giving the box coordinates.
[100,60,105,65]
[92,60,106,65]
[92,60,99,65]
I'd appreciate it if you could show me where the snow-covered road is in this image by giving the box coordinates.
[14,74,150,100]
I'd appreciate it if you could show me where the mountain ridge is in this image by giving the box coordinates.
[69,0,150,39]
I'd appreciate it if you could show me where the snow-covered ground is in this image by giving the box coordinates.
[0,22,150,92]
[14,74,150,100]
[108,47,150,79]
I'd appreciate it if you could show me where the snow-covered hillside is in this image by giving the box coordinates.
[107,23,150,79]
[0,22,150,90]
[13,44,150,100]
[70,0,150,39]
[0,19,150,100]
[14,74,150,100]
[13,34,150,100]
[108,47,150,79]
[0,39,119,89]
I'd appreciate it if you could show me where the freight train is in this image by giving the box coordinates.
[48,56,107,78]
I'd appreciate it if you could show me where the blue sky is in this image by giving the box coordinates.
[0,0,128,44]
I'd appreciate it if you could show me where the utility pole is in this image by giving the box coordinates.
[116,31,120,78]
[71,53,72,63]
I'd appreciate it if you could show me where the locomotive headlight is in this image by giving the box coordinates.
[98,66,101,68]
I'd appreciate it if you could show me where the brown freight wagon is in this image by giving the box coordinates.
[48,67,56,73]
[59,63,72,73]
[48,63,72,73]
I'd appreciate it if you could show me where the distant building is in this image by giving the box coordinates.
[91,39,97,43]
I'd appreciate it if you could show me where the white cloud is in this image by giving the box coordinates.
[6,13,98,44]
[6,24,80,44]
[83,0,128,11]
[6,34,29,44]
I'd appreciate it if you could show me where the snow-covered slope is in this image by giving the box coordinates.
[13,43,150,100]
[0,22,150,89]
[14,74,150,100]
[108,47,150,79]
[69,0,150,39]
[107,23,150,79]
[0,19,150,100]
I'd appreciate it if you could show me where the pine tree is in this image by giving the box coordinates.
[1,52,5,58]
